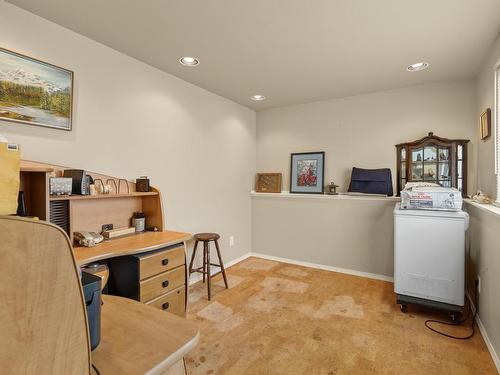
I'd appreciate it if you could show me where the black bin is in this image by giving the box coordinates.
[348,167,393,196]
[81,271,101,350]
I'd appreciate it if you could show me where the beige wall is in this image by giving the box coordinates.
[252,194,397,278]
[257,79,477,194]
[465,203,500,366]
[467,32,500,368]
[0,3,256,264]
[475,33,500,198]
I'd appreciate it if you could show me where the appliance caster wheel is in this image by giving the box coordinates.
[400,304,408,313]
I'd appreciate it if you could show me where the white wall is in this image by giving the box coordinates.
[468,32,500,370]
[252,194,396,278]
[475,33,500,198]
[465,203,500,370]
[257,79,477,194]
[0,3,256,264]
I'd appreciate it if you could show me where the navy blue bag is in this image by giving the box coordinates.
[348,167,393,196]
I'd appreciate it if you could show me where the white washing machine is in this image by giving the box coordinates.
[393,203,469,315]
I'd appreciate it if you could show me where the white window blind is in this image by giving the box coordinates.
[496,64,500,202]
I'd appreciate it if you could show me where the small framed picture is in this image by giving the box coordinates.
[480,108,491,140]
[290,152,325,194]
[255,173,282,193]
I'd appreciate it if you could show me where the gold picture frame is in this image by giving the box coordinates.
[480,108,491,140]
[0,47,74,131]
[255,173,282,193]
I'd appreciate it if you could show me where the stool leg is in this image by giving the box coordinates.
[206,241,211,301]
[188,240,199,276]
[214,239,229,289]
[202,241,207,283]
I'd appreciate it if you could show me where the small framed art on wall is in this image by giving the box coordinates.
[290,152,325,194]
[256,173,282,193]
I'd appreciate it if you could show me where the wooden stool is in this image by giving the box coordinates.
[188,233,228,300]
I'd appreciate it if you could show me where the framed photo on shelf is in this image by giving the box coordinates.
[480,108,491,140]
[0,47,73,131]
[255,173,282,193]
[290,152,325,194]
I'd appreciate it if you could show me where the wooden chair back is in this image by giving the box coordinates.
[0,216,91,374]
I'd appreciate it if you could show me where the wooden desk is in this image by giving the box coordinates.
[74,231,192,266]
[92,295,199,375]
[75,231,193,318]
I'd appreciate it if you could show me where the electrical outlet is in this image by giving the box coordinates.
[477,276,481,294]
[102,223,113,232]
[229,236,235,247]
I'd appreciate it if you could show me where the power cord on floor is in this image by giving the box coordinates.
[92,363,101,375]
[424,280,479,340]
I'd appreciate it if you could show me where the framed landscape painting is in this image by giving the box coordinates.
[290,152,325,194]
[0,47,73,130]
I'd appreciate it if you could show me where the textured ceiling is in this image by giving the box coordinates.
[7,0,500,110]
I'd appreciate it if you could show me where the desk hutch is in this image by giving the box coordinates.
[19,160,192,317]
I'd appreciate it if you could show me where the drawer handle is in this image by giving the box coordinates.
[162,280,170,288]
[162,258,169,266]
[162,302,170,310]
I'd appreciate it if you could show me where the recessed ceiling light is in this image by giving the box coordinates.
[179,56,199,66]
[406,62,430,72]
[250,94,266,101]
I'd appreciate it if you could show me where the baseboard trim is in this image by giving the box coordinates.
[188,252,252,286]
[466,293,500,373]
[477,317,500,374]
[250,252,394,282]
[188,251,393,285]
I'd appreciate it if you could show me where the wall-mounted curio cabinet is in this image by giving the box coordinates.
[395,132,469,196]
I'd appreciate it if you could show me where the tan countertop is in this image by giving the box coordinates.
[73,230,192,265]
[92,295,199,375]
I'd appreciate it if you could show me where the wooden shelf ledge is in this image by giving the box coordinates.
[20,166,55,173]
[250,190,400,202]
[49,192,158,201]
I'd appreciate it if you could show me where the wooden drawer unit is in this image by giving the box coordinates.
[146,286,186,317]
[107,243,187,314]
[140,266,185,302]
[139,246,184,280]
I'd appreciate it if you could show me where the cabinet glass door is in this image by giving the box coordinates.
[457,145,464,192]
[400,148,406,188]
[437,146,451,187]
[423,146,436,181]
[411,145,451,185]
[411,147,423,180]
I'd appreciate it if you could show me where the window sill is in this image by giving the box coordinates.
[464,199,500,219]
[250,191,400,202]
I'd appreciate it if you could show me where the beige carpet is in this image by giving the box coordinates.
[185,257,496,374]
